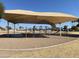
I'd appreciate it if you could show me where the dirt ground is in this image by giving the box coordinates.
[0,30,78,58]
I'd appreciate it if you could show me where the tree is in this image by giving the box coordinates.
[76,24,79,27]
[77,19,79,24]
[76,19,79,27]
[63,25,68,31]
[6,26,12,30]
[71,26,78,31]
[50,23,56,31]
[0,2,4,19]
[19,26,24,30]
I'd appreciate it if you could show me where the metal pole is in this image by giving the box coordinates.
[45,26,48,34]
[14,23,15,34]
[7,21,9,34]
[33,26,35,37]
[39,26,42,34]
[25,27,27,37]
[59,23,62,36]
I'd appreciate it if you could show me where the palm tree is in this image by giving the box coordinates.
[33,26,36,34]
[0,2,4,19]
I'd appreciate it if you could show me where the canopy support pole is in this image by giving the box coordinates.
[14,23,16,34]
[25,27,27,38]
[7,21,9,35]
[33,26,36,37]
[59,23,62,37]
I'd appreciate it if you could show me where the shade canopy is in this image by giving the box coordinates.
[3,10,77,24]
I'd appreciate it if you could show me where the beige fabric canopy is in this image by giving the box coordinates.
[3,10,77,24]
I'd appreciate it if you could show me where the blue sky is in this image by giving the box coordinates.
[0,0,79,29]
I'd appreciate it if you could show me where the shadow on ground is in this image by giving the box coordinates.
[0,33,78,38]
[49,34,79,38]
[0,33,49,38]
